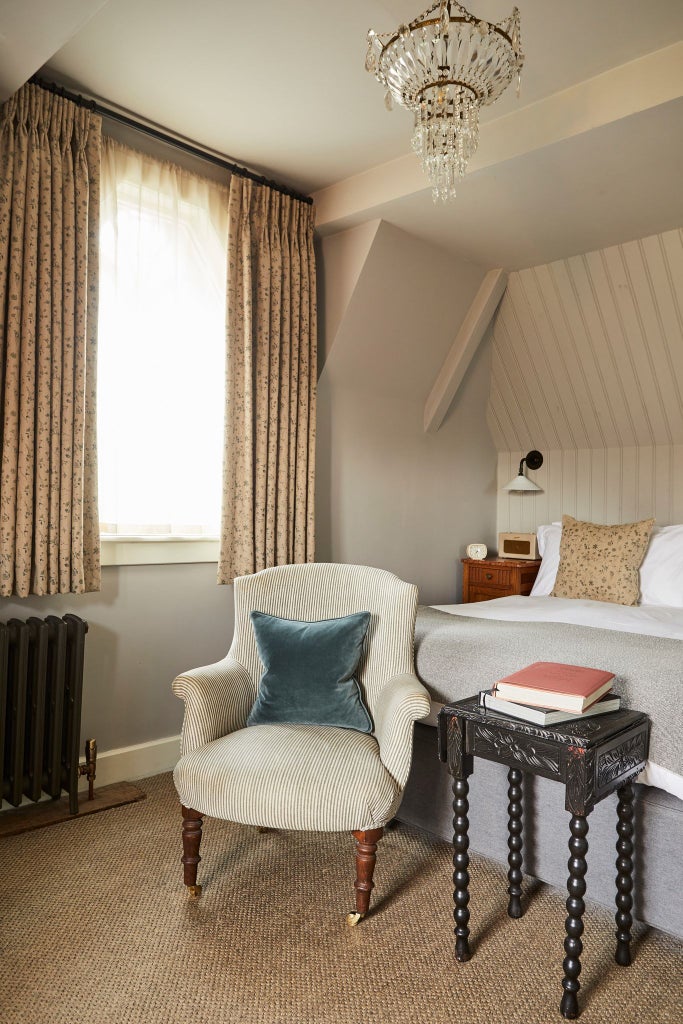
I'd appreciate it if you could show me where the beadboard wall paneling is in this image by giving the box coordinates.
[490,227,683,535]
[496,447,683,535]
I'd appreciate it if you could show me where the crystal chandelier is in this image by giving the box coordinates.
[365,2,524,202]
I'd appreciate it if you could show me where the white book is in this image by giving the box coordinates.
[480,690,622,727]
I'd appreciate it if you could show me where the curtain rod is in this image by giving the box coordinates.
[29,75,313,206]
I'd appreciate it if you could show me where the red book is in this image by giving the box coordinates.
[492,662,615,713]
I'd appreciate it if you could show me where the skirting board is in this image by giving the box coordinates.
[77,734,181,791]
[0,782,146,837]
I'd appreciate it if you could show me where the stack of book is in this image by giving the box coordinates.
[480,661,621,726]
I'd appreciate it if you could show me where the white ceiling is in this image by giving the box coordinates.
[3,0,683,268]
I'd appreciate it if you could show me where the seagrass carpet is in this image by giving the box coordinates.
[1,772,681,1024]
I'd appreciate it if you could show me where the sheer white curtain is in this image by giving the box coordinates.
[98,140,228,537]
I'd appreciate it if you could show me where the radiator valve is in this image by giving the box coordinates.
[78,738,97,800]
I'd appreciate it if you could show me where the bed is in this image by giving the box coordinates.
[398,521,683,939]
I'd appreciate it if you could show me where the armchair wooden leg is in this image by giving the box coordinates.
[347,827,384,926]
[181,805,203,898]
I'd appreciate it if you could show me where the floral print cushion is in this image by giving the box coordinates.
[551,515,655,606]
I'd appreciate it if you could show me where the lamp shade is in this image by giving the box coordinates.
[503,449,544,492]
[503,474,543,492]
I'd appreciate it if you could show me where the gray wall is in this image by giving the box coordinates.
[317,221,498,603]
[0,562,233,750]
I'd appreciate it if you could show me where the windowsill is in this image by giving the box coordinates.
[101,537,219,567]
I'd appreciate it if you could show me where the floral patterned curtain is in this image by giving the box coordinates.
[0,83,102,596]
[219,177,317,583]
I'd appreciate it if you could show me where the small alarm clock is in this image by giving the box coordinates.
[466,543,488,560]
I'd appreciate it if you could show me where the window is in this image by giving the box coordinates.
[98,140,228,546]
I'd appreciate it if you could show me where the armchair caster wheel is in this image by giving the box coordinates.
[186,884,202,898]
[346,912,365,927]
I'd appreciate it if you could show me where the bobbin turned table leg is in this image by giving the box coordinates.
[507,767,524,918]
[615,782,635,966]
[560,814,589,1019]
[452,776,471,962]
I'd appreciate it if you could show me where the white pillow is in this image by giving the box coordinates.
[639,525,683,607]
[530,522,562,596]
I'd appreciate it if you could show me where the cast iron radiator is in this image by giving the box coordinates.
[1,614,90,814]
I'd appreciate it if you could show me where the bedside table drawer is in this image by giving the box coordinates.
[469,564,512,587]
[460,557,541,603]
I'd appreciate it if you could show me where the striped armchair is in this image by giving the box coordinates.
[172,563,430,923]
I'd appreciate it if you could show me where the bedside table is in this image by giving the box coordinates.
[461,557,541,603]
[438,697,650,1019]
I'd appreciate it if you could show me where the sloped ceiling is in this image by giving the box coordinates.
[320,221,487,399]
[487,227,683,451]
[0,0,108,102]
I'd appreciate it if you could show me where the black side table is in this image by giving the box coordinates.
[438,697,650,1020]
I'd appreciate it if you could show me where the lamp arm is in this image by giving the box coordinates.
[520,449,544,474]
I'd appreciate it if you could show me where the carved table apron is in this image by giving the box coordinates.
[438,697,650,1020]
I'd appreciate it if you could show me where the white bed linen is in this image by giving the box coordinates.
[426,595,683,800]
[433,595,683,640]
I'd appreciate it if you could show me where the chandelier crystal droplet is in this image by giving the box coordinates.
[366,2,524,202]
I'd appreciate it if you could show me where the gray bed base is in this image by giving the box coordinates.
[399,722,683,941]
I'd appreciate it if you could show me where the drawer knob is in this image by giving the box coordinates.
[485,572,493,580]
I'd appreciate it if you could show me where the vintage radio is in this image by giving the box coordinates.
[498,532,539,560]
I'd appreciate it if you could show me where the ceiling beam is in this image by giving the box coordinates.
[315,41,683,234]
[424,268,507,434]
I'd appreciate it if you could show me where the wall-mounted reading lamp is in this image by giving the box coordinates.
[503,450,544,492]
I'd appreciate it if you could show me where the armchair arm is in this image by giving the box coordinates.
[172,655,255,756]
[373,673,431,789]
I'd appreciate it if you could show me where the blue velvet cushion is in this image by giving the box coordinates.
[247,610,373,732]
